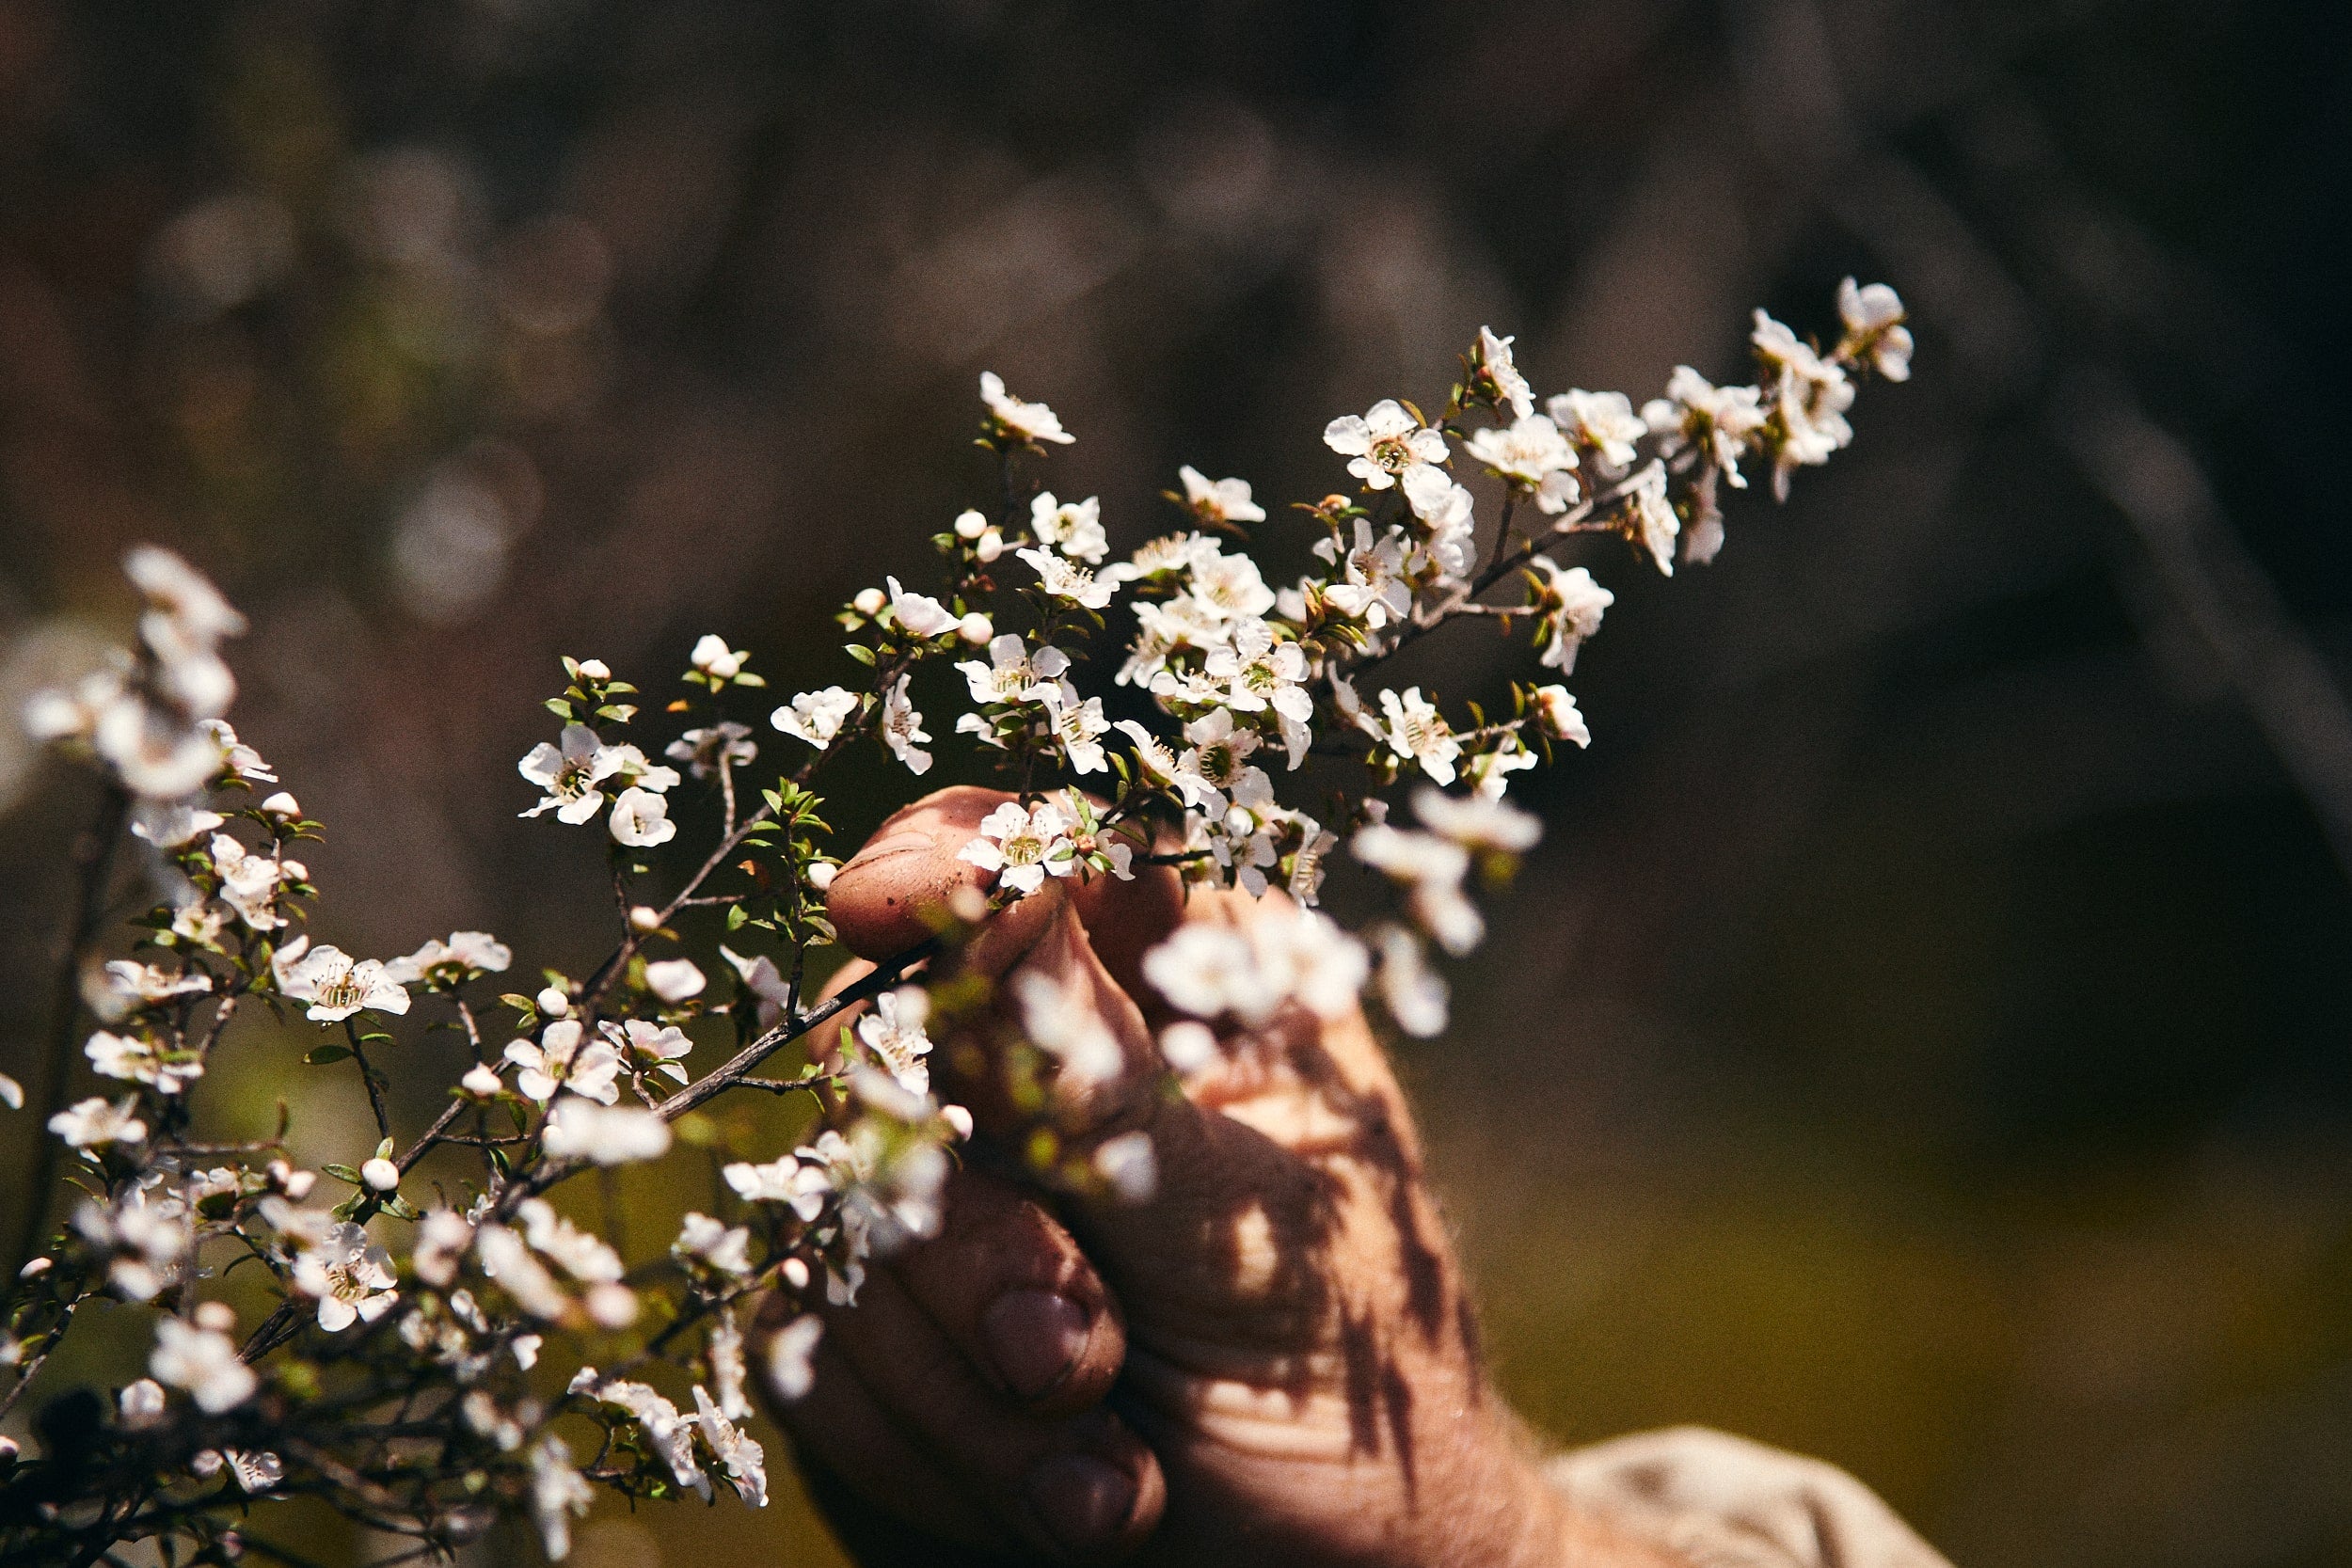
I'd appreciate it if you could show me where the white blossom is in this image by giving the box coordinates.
[516,1198,625,1284]
[1042,686,1111,774]
[958,634,1069,705]
[707,1307,755,1421]
[856,989,934,1095]
[1013,970,1122,1087]
[382,930,513,987]
[1464,413,1581,514]
[1751,311,1856,499]
[475,1225,573,1321]
[1376,687,1461,787]
[100,958,214,1012]
[1018,546,1117,610]
[674,1212,754,1276]
[412,1209,473,1287]
[723,1153,827,1219]
[645,957,707,1003]
[1837,277,1913,381]
[1526,559,1614,673]
[771,686,860,748]
[886,576,961,639]
[693,1384,769,1507]
[1177,466,1265,526]
[50,1096,146,1149]
[1375,927,1449,1037]
[531,1436,594,1560]
[1092,1131,1157,1204]
[129,801,225,849]
[1415,786,1541,853]
[1204,620,1313,765]
[1473,326,1535,419]
[150,1318,256,1413]
[542,1097,673,1164]
[1627,461,1680,575]
[1113,720,1226,814]
[208,832,293,930]
[1184,544,1277,623]
[1324,398,1448,491]
[1644,366,1765,486]
[605,1018,692,1085]
[118,1377,167,1430]
[570,1370,709,1499]
[1532,685,1591,747]
[978,371,1074,445]
[879,673,933,775]
[1352,824,1482,955]
[518,723,625,824]
[1316,519,1414,631]
[293,1221,399,1332]
[1159,1020,1218,1072]
[195,721,267,779]
[721,944,791,1030]
[608,785,676,847]
[1029,491,1108,563]
[765,1314,823,1402]
[1548,388,1647,473]
[271,936,412,1022]
[957,799,1076,895]
[1465,736,1538,799]
[504,1020,623,1105]
[666,721,757,779]
[690,633,749,681]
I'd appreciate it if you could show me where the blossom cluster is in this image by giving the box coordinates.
[0,277,1905,1563]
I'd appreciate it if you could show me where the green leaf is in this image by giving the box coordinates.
[844,642,877,667]
[544,698,574,719]
[358,1032,394,1045]
[725,905,748,930]
[322,1163,363,1184]
[381,1194,421,1221]
[305,1044,352,1065]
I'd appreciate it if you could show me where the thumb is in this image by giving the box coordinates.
[830,788,1328,1335]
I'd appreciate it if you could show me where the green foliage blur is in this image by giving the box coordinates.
[4,3,2350,1564]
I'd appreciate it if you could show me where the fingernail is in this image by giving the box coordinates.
[981,1289,1090,1400]
[1025,1451,1136,1556]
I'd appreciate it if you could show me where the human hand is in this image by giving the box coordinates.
[758,786,1684,1567]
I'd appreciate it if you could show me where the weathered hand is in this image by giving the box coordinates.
[759,787,1683,1567]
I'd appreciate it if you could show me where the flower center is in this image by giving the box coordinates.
[1002,833,1043,866]
[316,972,365,1009]
[1368,434,1416,471]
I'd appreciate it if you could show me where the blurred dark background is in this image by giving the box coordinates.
[5,2,2351,1564]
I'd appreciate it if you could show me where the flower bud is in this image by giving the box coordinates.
[575,658,612,681]
[941,1103,975,1140]
[260,791,301,819]
[780,1257,810,1290]
[361,1158,400,1192]
[805,861,837,892]
[957,611,993,645]
[18,1257,52,1279]
[585,1282,640,1329]
[975,528,1005,563]
[953,508,989,540]
[461,1063,502,1097]
[194,1301,236,1332]
[628,905,661,932]
[851,588,886,616]
[1160,1020,1218,1072]
[536,986,571,1017]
